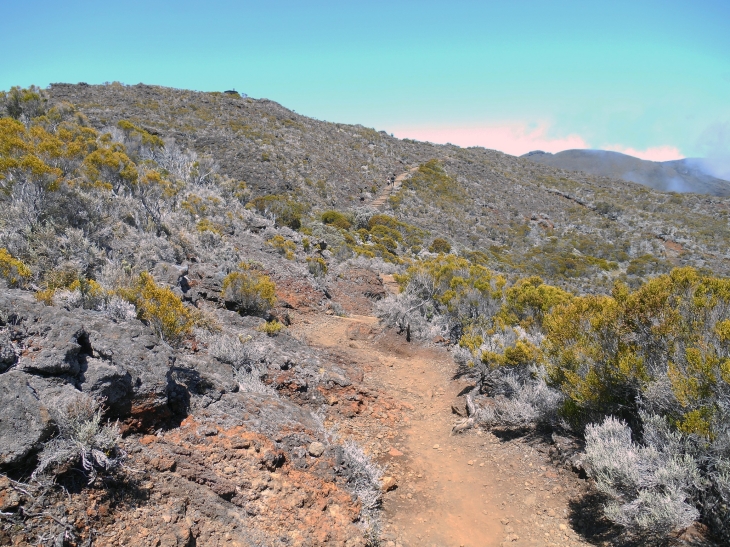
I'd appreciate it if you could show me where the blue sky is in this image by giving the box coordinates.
[3,0,729,160]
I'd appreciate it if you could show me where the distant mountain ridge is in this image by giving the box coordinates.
[522,149,730,196]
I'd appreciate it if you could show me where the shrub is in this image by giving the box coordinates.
[376,254,507,344]
[400,159,466,206]
[368,214,427,248]
[34,269,106,308]
[321,210,352,230]
[1,86,47,122]
[626,254,671,277]
[306,256,328,277]
[196,218,223,235]
[118,272,199,344]
[32,395,123,484]
[116,119,164,149]
[399,254,505,323]
[500,276,573,328]
[82,146,138,193]
[247,194,305,229]
[221,264,277,315]
[543,267,730,433]
[200,331,253,367]
[257,319,285,336]
[342,440,383,538]
[429,238,451,254]
[101,295,137,321]
[584,415,703,535]
[502,339,540,367]
[369,224,402,244]
[478,374,563,428]
[267,234,296,259]
[234,364,276,395]
[0,248,31,287]
[34,288,56,305]
[46,278,108,310]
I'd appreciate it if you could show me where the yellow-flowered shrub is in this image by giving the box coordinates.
[0,248,31,288]
[543,267,730,435]
[118,272,199,345]
[257,319,285,336]
[221,264,277,315]
[267,235,296,259]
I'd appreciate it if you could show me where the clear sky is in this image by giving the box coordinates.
[3,1,729,161]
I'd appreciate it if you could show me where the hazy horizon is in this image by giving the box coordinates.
[3,1,729,163]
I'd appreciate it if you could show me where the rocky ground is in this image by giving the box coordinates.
[0,261,382,546]
[1,258,716,547]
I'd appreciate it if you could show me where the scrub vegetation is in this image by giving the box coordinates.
[381,255,730,540]
[3,82,730,545]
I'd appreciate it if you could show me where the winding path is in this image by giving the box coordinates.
[370,168,418,209]
[292,287,594,547]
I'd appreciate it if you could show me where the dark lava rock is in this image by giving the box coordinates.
[0,372,77,468]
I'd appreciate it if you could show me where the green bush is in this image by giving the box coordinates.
[0,248,31,288]
[429,238,451,254]
[321,210,352,230]
[626,254,671,277]
[392,160,466,210]
[368,214,426,247]
[1,86,47,120]
[118,272,200,345]
[500,276,573,328]
[221,264,277,315]
[247,194,305,229]
[257,319,285,336]
[543,267,730,434]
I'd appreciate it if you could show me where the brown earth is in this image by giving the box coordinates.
[291,296,596,547]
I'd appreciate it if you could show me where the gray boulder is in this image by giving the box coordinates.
[0,372,76,467]
[0,332,16,372]
[0,290,175,432]
[17,316,87,375]
[79,319,174,427]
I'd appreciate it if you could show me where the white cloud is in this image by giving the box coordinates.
[390,122,687,163]
[390,122,589,156]
[603,144,684,162]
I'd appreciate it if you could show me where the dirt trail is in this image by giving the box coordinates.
[370,168,418,209]
[293,303,595,547]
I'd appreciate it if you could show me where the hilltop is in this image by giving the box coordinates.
[523,148,730,196]
[46,83,730,294]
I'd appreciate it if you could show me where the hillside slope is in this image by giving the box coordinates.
[47,83,730,294]
[1,82,729,546]
[522,148,730,196]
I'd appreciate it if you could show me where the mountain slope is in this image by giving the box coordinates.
[44,83,730,294]
[522,149,730,196]
[2,82,729,546]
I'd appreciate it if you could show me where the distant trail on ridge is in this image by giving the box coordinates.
[370,167,418,209]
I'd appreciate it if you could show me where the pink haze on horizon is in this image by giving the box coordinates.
[391,123,684,162]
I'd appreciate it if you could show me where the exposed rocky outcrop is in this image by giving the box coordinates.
[0,258,387,545]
